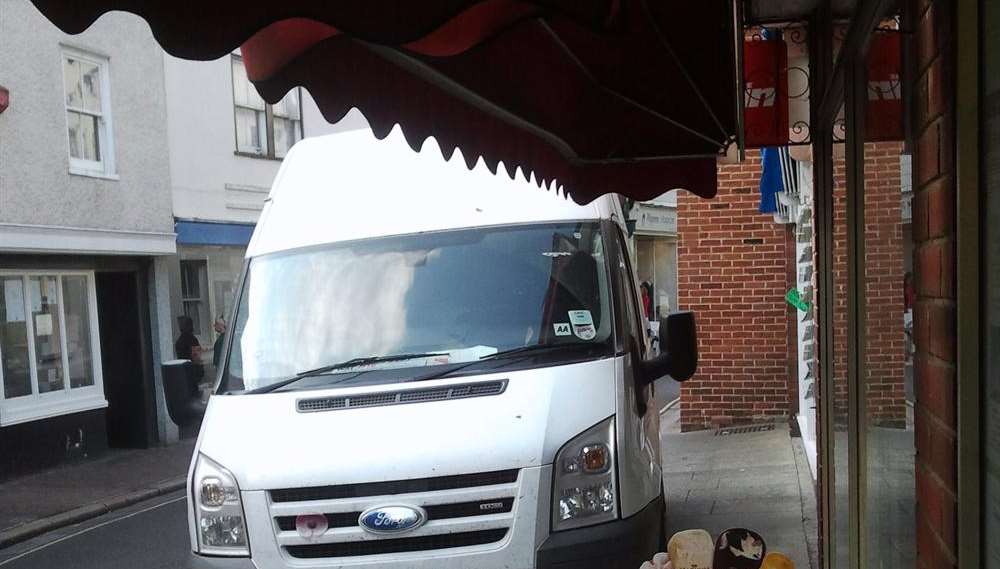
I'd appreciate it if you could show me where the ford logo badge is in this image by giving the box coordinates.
[358,505,426,534]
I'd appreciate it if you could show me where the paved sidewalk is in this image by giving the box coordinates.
[0,440,195,548]
[660,408,819,569]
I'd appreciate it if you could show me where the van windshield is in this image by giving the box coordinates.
[220,222,614,393]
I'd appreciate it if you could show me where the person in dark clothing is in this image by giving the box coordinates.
[175,315,204,388]
[175,315,201,361]
[212,317,227,368]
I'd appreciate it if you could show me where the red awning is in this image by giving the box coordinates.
[31,1,740,203]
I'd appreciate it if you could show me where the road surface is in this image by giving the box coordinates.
[0,493,191,569]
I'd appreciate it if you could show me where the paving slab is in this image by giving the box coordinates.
[661,418,818,569]
[0,440,195,548]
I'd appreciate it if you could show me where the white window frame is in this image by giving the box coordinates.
[61,46,117,179]
[0,270,107,426]
[180,259,211,344]
[230,53,303,159]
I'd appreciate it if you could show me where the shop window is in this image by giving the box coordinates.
[862,141,915,569]
[180,260,211,343]
[63,275,95,389]
[0,272,106,426]
[635,236,678,321]
[62,47,115,178]
[231,54,302,158]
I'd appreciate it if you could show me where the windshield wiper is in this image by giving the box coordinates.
[296,352,448,377]
[480,341,597,361]
[246,352,447,394]
[404,341,598,384]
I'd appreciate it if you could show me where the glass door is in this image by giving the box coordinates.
[982,0,1000,564]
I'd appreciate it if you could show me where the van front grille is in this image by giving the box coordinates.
[270,469,519,503]
[296,380,507,413]
[276,511,360,532]
[284,529,509,559]
[267,470,521,560]
[274,498,516,531]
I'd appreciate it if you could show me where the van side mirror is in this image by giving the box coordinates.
[639,311,698,383]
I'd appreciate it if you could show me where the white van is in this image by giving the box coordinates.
[186,129,697,569]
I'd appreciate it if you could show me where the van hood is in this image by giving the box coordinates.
[196,357,618,491]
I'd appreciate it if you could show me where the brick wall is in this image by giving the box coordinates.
[863,142,909,425]
[677,156,791,431]
[910,0,958,567]
[678,146,907,432]
[830,142,908,428]
[832,155,849,427]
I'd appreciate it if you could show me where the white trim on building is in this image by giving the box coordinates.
[0,223,177,256]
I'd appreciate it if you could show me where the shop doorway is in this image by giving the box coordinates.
[635,236,678,323]
[96,271,156,449]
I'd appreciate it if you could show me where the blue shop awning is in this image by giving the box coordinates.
[175,220,255,247]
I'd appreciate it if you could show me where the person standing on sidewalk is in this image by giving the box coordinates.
[175,315,203,390]
[174,316,201,362]
[212,317,226,368]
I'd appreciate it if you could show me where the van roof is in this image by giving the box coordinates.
[246,128,623,258]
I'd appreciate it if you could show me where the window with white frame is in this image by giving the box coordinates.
[180,260,211,343]
[231,54,302,159]
[0,271,106,426]
[62,47,115,177]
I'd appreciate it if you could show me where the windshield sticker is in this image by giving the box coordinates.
[428,354,452,366]
[567,310,596,340]
[447,345,497,362]
[553,322,572,336]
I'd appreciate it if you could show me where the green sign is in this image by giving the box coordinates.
[786,288,811,312]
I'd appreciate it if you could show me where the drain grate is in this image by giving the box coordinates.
[715,424,776,436]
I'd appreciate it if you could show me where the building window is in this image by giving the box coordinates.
[62,47,115,177]
[231,54,302,159]
[0,271,106,426]
[180,260,210,342]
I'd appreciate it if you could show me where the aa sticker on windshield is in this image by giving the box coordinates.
[567,310,596,340]
[553,323,572,336]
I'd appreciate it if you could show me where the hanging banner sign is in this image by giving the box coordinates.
[866,31,903,141]
[743,40,789,148]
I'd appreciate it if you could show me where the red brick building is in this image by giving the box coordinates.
[676,156,792,431]
[678,141,908,432]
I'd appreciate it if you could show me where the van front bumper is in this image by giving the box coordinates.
[190,468,662,569]
[535,494,663,569]
[186,555,256,569]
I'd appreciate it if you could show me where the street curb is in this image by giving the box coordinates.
[0,477,186,550]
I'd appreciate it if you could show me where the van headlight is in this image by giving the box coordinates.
[551,416,618,531]
[192,453,250,556]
